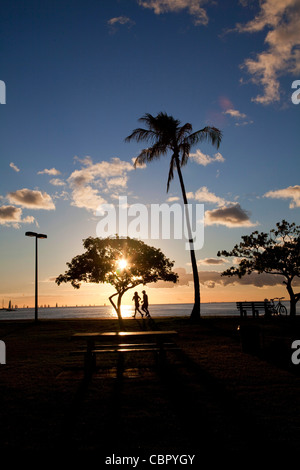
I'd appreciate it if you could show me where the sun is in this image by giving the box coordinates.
[117,259,128,271]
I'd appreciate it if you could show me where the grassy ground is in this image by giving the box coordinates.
[0,315,300,461]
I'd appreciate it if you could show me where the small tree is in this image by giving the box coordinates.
[56,236,178,325]
[217,220,300,316]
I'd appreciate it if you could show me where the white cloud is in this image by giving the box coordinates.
[7,188,55,210]
[106,176,128,188]
[223,108,247,119]
[107,16,135,33]
[264,185,300,208]
[205,203,258,227]
[38,168,61,175]
[221,105,253,126]
[166,196,180,202]
[68,157,133,187]
[138,0,210,25]
[234,120,254,127]
[0,205,22,223]
[70,185,107,212]
[189,149,225,166]
[0,205,35,227]
[10,162,20,172]
[49,178,65,186]
[67,157,138,212]
[236,0,300,104]
[187,188,257,228]
[188,186,226,206]
[197,257,229,265]
[108,16,135,26]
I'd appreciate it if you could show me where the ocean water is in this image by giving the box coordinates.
[0,301,297,321]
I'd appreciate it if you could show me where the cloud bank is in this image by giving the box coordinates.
[151,267,300,289]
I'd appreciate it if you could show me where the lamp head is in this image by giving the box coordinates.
[25,232,47,239]
[25,231,37,237]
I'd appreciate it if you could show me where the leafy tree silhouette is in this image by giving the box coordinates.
[218,220,300,316]
[56,236,178,326]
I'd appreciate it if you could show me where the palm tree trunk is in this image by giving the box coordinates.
[174,156,201,321]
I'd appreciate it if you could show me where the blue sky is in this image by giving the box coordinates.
[1,0,299,308]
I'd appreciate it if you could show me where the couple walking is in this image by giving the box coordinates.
[132,290,150,318]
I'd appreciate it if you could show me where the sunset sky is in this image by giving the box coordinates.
[1,0,299,308]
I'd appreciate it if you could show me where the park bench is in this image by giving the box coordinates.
[71,330,179,376]
[236,301,272,318]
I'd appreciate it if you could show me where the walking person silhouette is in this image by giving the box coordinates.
[132,291,143,318]
[141,290,150,317]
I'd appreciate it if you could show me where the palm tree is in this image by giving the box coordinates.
[125,112,222,322]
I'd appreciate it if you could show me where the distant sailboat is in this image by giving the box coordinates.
[6,300,16,312]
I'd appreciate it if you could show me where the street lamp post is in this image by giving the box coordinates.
[25,232,47,322]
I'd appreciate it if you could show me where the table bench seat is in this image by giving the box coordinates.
[71,330,178,376]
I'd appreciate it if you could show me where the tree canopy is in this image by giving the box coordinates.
[217,220,300,316]
[125,112,222,192]
[56,236,178,324]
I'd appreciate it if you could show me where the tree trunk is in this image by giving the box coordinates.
[109,292,124,329]
[290,298,297,317]
[175,155,201,322]
[285,278,299,317]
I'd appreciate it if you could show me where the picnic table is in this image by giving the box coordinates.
[71,330,178,376]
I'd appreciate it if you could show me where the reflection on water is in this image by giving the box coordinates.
[119,304,134,318]
[0,301,297,321]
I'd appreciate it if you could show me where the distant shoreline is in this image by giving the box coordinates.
[0,301,237,310]
[0,300,298,321]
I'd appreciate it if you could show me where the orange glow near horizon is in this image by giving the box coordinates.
[3,281,289,309]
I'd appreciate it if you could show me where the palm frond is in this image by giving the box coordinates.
[179,142,191,166]
[138,113,157,130]
[139,112,180,136]
[177,123,192,142]
[126,113,222,198]
[125,128,157,144]
[133,143,168,168]
[186,126,222,149]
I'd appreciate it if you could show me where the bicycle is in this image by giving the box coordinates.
[269,297,288,316]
